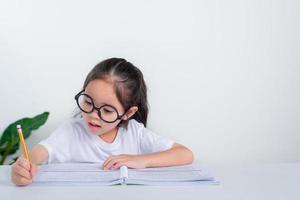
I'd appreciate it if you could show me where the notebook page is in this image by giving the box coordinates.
[33,163,120,183]
[129,164,197,172]
[128,165,214,182]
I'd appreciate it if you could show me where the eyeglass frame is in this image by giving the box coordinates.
[75,90,128,123]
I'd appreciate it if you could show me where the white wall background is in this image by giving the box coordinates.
[0,0,299,165]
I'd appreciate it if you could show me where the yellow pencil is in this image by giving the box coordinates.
[16,125,30,161]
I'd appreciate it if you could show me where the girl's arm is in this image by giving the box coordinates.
[143,143,194,168]
[28,144,49,165]
[103,143,194,170]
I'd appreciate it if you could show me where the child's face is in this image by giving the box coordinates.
[82,79,126,135]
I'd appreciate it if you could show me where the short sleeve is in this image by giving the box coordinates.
[39,120,74,163]
[139,127,175,154]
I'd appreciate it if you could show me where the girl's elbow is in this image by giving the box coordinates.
[187,149,194,164]
[173,144,194,164]
[182,148,194,164]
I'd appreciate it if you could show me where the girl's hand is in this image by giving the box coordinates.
[11,157,37,186]
[102,154,148,170]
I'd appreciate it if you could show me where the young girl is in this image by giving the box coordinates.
[11,58,194,186]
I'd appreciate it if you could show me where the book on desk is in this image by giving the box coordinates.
[32,163,218,186]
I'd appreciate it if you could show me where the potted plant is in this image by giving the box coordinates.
[0,112,49,165]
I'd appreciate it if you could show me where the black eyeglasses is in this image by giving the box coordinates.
[75,90,127,123]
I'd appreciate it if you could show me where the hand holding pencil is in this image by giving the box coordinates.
[11,125,37,186]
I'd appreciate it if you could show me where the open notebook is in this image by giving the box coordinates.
[32,163,218,186]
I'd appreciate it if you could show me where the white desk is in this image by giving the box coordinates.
[0,163,299,200]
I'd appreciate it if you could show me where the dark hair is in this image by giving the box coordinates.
[82,58,148,127]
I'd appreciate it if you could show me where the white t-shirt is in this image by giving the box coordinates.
[39,118,174,164]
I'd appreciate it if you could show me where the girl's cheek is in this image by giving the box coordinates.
[82,113,89,122]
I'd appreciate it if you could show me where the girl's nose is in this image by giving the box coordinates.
[89,109,100,119]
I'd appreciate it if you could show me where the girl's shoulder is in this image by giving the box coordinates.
[53,117,86,136]
[125,119,145,132]
[122,119,155,139]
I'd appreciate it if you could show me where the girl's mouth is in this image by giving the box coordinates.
[88,122,101,131]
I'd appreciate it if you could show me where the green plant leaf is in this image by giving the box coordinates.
[0,143,19,156]
[0,112,49,147]
[0,111,49,166]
